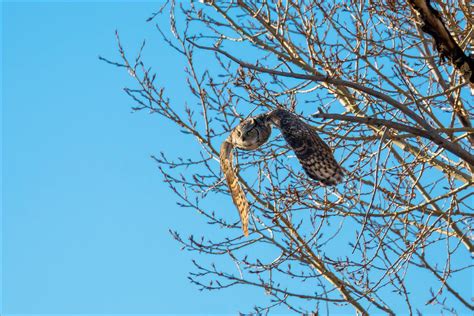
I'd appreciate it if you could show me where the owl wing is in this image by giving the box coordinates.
[268,109,344,185]
[220,140,250,236]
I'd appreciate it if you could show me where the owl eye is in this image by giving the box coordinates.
[237,130,242,137]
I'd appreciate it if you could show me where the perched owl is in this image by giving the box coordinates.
[220,108,344,236]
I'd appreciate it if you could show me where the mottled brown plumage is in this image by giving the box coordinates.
[220,109,344,236]
[220,140,250,236]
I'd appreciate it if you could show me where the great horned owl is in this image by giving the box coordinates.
[220,108,344,236]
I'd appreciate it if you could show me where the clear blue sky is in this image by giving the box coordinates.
[2,1,272,314]
[2,1,472,315]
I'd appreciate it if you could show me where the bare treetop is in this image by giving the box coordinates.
[103,1,473,314]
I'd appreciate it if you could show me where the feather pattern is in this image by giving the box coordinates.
[220,140,250,236]
[268,109,345,185]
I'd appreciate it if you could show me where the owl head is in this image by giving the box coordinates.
[230,116,272,150]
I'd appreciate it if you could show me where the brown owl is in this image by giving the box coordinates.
[220,108,345,236]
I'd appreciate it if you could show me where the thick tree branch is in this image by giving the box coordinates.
[408,0,474,86]
[314,112,474,167]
